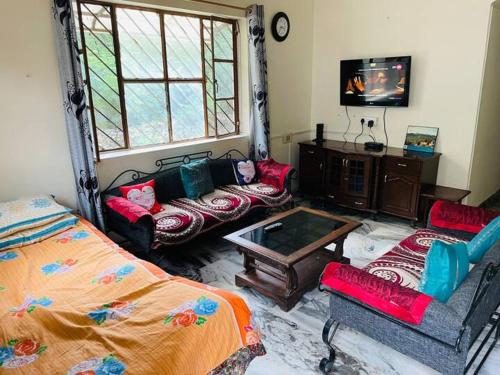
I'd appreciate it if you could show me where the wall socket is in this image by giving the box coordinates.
[361,116,378,128]
[282,134,292,144]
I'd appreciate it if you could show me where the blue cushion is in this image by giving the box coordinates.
[467,216,500,263]
[232,160,258,186]
[419,240,469,303]
[180,159,215,200]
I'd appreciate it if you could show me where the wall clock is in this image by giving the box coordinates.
[271,12,290,42]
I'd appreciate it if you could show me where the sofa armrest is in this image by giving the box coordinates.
[428,200,499,239]
[256,158,296,193]
[105,197,155,251]
[322,263,470,348]
[106,197,152,224]
[320,262,433,324]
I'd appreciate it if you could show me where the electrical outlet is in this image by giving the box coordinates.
[361,116,378,128]
[282,134,292,144]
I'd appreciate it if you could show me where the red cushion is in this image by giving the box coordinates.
[321,262,433,325]
[106,197,152,224]
[430,200,500,234]
[256,159,292,191]
[119,180,163,215]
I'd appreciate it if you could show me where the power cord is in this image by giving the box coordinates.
[354,118,365,144]
[343,106,351,143]
[354,118,376,144]
[369,126,376,141]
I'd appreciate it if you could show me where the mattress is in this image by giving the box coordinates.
[0,219,264,374]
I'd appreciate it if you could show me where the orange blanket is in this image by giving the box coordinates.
[0,219,264,374]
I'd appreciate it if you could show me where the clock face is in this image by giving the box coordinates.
[276,17,289,37]
[272,12,290,42]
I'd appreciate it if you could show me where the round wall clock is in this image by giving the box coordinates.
[271,12,290,42]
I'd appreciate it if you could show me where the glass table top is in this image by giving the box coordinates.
[239,210,347,257]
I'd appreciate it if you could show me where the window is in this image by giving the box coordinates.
[73,1,239,156]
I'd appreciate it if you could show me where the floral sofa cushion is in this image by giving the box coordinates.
[363,229,467,290]
[220,183,291,208]
[151,184,291,247]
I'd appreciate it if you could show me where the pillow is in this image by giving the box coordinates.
[256,158,292,191]
[0,214,79,250]
[429,200,500,234]
[467,216,500,263]
[119,179,162,215]
[419,241,469,303]
[232,160,258,186]
[0,195,71,239]
[180,159,215,200]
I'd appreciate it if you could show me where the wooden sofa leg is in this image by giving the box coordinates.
[319,318,339,374]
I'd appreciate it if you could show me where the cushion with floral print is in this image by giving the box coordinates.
[119,180,162,215]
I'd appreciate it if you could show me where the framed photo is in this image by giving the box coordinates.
[404,126,439,153]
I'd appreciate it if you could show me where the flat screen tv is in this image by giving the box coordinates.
[340,56,411,107]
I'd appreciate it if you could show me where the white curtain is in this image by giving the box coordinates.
[247,5,270,160]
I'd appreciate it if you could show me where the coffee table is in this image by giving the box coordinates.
[224,207,361,311]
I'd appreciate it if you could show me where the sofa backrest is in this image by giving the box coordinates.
[104,158,238,203]
[446,241,500,339]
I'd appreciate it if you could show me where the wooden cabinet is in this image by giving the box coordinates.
[324,151,344,200]
[325,152,373,208]
[344,154,372,198]
[299,141,441,221]
[379,173,420,219]
[378,156,439,220]
[299,145,325,196]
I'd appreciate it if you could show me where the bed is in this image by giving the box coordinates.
[0,218,265,374]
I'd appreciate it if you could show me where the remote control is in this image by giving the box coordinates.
[264,222,283,233]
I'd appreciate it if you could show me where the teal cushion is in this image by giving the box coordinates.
[419,240,469,303]
[180,159,215,200]
[467,216,500,263]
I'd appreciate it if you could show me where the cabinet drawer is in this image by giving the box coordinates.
[343,196,369,209]
[384,157,421,177]
[300,145,324,159]
[325,192,343,203]
[326,193,367,209]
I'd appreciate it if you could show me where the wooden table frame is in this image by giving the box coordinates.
[224,207,361,311]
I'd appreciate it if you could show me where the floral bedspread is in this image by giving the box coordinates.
[0,219,264,374]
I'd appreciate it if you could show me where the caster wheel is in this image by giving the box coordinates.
[319,357,334,374]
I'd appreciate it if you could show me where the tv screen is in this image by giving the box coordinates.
[340,56,411,107]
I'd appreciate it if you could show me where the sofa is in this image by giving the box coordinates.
[319,201,500,375]
[102,150,295,252]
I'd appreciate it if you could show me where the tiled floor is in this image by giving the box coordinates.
[116,199,499,374]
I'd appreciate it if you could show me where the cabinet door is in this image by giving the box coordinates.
[325,151,344,200]
[379,173,419,219]
[299,146,325,195]
[344,155,372,198]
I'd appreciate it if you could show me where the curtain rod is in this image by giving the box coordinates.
[185,0,248,11]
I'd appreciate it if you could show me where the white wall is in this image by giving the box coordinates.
[468,2,500,205]
[310,0,494,191]
[0,0,77,207]
[2,0,496,206]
